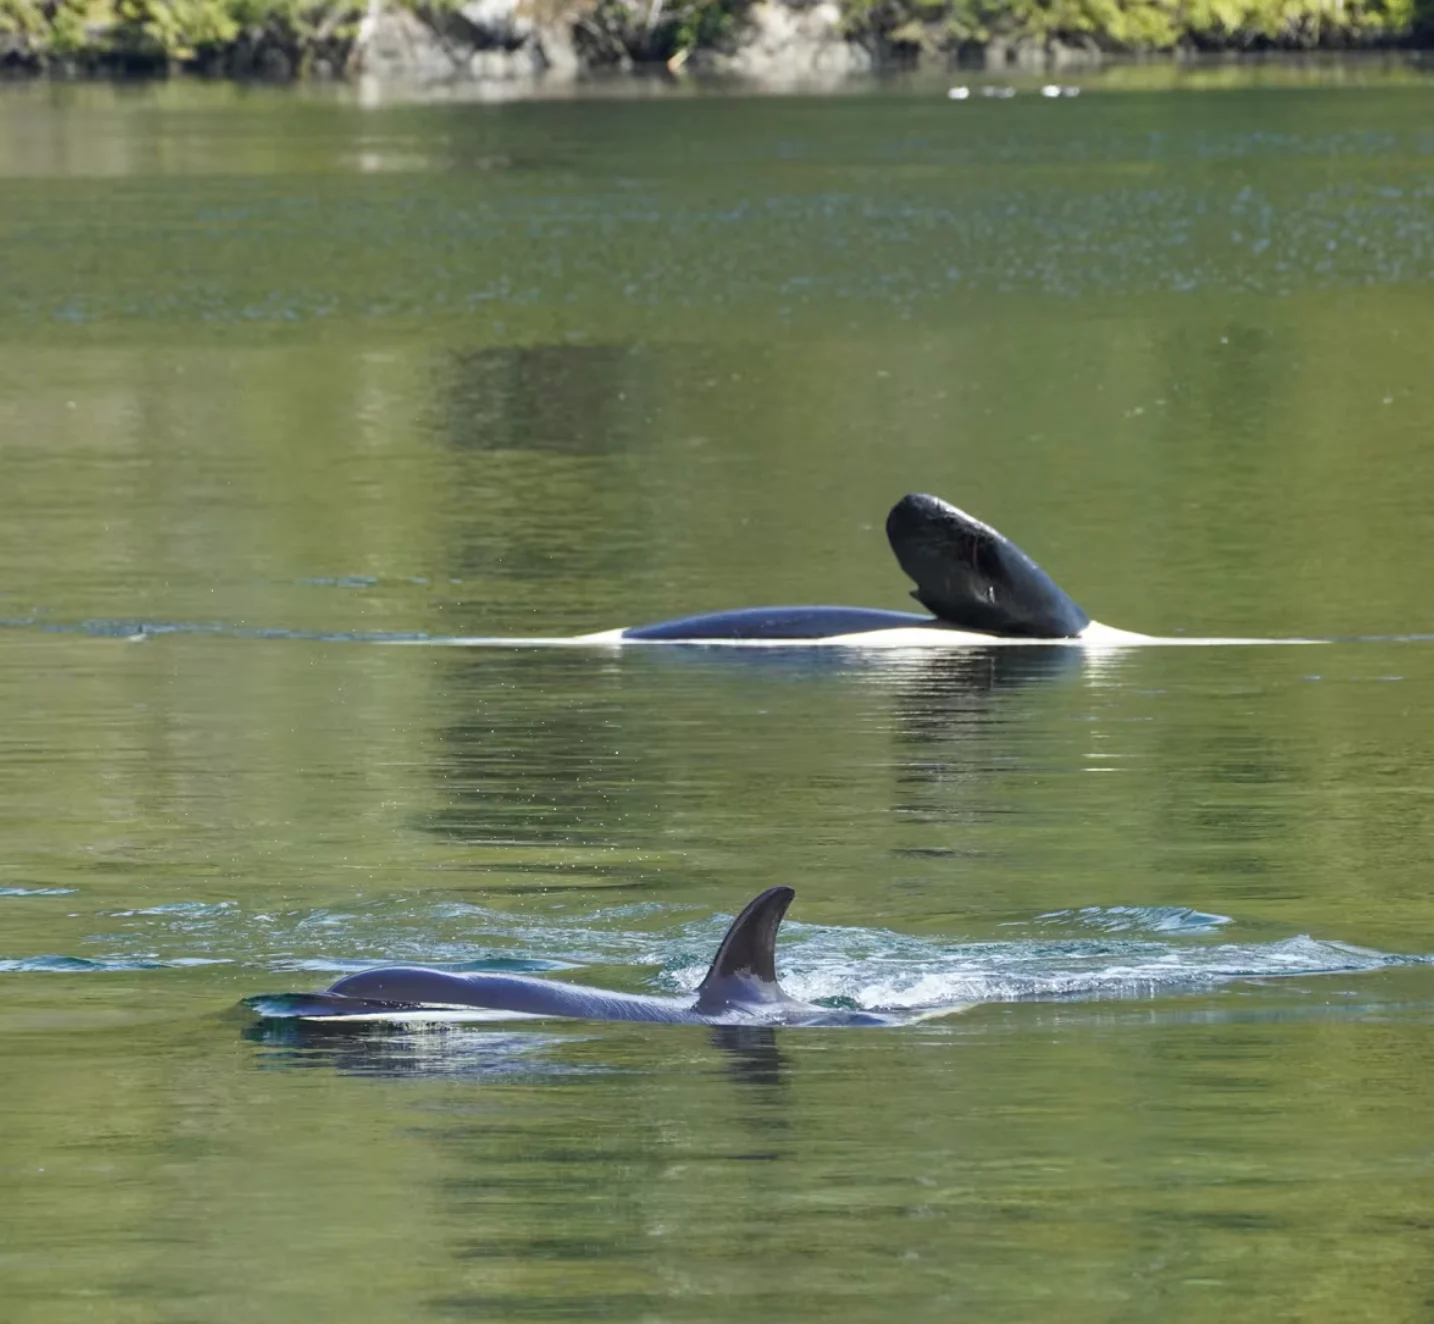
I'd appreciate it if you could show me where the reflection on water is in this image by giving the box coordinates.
[438,345,648,457]
[708,1026,788,1090]
[245,1017,792,1088]
[246,1018,586,1081]
[892,645,1085,737]
[4,74,1434,1324]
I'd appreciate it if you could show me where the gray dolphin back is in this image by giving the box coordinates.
[694,885,798,1014]
[325,964,699,1022]
[248,886,833,1026]
[885,493,1089,639]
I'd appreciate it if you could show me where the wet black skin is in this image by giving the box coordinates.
[621,493,1088,641]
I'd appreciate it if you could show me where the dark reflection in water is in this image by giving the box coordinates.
[430,1291,658,1321]
[623,642,1084,686]
[422,654,638,855]
[419,644,1085,864]
[893,646,1084,735]
[431,343,662,594]
[708,1025,787,1090]
[888,648,1087,833]
[244,1017,585,1081]
[437,345,647,456]
[243,1016,790,1089]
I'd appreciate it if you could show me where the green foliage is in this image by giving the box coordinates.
[0,0,108,57]
[842,0,1425,53]
[573,0,751,62]
[0,0,1428,74]
[672,0,749,49]
[0,0,756,70]
[0,0,365,69]
[112,0,240,58]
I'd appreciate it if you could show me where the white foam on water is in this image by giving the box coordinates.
[657,912,1429,1011]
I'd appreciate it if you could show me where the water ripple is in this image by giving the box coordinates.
[19,894,1430,1012]
[1023,905,1233,934]
[656,917,1429,1010]
[0,955,229,973]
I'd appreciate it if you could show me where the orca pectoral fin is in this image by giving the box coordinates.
[695,886,796,1015]
[885,494,1089,639]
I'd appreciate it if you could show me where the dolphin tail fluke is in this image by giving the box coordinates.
[886,493,1090,639]
[695,886,796,1014]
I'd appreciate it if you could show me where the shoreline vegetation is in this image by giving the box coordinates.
[1,0,1432,83]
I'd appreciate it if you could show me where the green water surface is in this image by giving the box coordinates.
[3,71,1434,1324]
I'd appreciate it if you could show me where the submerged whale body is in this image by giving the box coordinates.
[246,888,916,1028]
[617,493,1100,643]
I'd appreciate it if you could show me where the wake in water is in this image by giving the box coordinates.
[4,890,1429,1011]
[656,905,1429,1009]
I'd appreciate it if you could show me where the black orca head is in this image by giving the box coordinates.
[885,493,1089,639]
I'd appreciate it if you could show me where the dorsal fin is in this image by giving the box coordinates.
[695,887,796,1014]
[886,493,1089,639]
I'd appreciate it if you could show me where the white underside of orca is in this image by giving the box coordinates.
[386,622,1320,649]
[580,621,1321,648]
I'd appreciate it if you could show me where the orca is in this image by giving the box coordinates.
[381,491,1319,650]
[587,493,1146,647]
[244,888,944,1028]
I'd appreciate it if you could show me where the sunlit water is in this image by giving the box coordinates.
[3,69,1434,1324]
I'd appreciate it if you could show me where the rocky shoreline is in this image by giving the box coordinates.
[2,0,1429,84]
